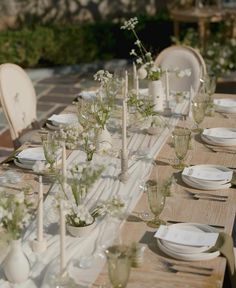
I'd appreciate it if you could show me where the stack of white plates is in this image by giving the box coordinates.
[46,113,78,130]
[201,127,236,146]
[77,90,97,100]
[214,98,236,113]
[14,147,46,169]
[182,164,232,190]
[156,223,220,261]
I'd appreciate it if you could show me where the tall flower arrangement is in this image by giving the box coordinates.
[0,190,32,240]
[59,162,104,227]
[121,17,162,81]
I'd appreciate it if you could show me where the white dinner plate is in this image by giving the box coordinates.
[45,122,61,130]
[157,223,220,261]
[214,98,236,113]
[182,164,232,182]
[182,164,232,190]
[201,128,236,146]
[182,174,231,190]
[17,147,46,162]
[14,158,35,170]
[201,134,236,147]
[48,113,78,126]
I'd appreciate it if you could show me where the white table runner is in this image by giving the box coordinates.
[0,100,188,287]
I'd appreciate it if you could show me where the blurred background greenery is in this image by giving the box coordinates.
[0,0,235,77]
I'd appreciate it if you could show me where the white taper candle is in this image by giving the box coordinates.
[37,175,43,242]
[165,69,170,101]
[136,75,139,98]
[62,141,67,190]
[122,71,128,155]
[133,62,137,90]
[59,201,66,275]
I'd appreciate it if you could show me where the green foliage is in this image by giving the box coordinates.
[0,13,171,67]
[172,26,236,77]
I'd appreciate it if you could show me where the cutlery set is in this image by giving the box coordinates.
[163,260,213,277]
[186,190,228,202]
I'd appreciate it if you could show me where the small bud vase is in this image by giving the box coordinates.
[66,220,96,237]
[3,239,30,284]
[96,126,112,152]
[148,80,164,112]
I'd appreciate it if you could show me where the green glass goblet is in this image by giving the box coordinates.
[105,245,131,288]
[42,133,60,173]
[146,180,166,228]
[191,100,206,133]
[172,127,191,170]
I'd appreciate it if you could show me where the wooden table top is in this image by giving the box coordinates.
[95,93,236,288]
[0,93,235,287]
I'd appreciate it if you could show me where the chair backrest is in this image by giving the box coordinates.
[0,63,37,141]
[154,45,207,94]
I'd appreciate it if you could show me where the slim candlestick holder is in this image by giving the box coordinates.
[118,151,129,183]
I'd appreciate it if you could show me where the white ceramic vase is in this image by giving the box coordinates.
[66,220,96,237]
[148,80,164,112]
[3,239,30,284]
[96,126,112,152]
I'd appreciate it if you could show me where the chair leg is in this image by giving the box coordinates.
[13,138,21,150]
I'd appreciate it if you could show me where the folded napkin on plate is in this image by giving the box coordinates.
[77,90,97,100]
[17,147,45,162]
[154,225,219,247]
[47,114,78,126]
[182,166,233,182]
[212,232,236,288]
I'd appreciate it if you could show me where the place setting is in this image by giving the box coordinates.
[45,113,79,130]
[201,127,236,153]
[214,98,236,114]
[181,164,233,190]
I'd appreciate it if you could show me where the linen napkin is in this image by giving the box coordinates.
[212,232,236,288]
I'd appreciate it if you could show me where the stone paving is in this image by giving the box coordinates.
[0,60,128,161]
[0,60,235,162]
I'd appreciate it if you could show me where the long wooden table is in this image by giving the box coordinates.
[0,93,235,287]
[95,93,236,288]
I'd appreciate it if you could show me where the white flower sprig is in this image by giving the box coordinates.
[94,70,113,87]
[121,17,162,81]
[91,196,125,218]
[0,190,32,240]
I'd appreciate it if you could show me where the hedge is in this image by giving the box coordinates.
[0,14,172,68]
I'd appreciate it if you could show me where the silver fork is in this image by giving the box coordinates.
[164,261,212,277]
[186,191,227,202]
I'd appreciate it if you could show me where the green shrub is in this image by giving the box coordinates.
[0,13,171,68]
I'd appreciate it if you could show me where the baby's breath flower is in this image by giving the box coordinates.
[120,17,138,30]
[130,49,137,56]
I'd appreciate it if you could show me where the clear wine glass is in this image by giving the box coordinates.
[191,100,206,133]
[203,74,216,116]
[172,127,191,170]
[146,180,166,228]
[105,245,131,288]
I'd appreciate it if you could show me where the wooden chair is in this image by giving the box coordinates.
[154,45,207,95]
[0,63,40,149]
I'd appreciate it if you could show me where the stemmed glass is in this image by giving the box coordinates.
[204,74,216,116]
[191,100,206,133]
[172,127,191,170]
[146,180,166,228]
[42,133,60,173]
[105,245,131,288]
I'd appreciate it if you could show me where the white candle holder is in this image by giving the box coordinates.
[31,239,47,253]
[118,151,129,183]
